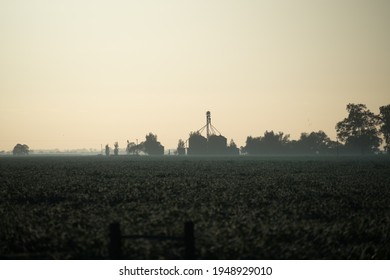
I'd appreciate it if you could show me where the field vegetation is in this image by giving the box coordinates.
[1,156,390,259]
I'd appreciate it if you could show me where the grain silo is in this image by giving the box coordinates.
[208,134,228,154]
[188,132,208,155]
[186,111,236,155]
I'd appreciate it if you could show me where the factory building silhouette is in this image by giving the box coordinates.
[185,111,239,155]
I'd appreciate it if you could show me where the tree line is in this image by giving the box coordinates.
[104,133,165,156]
[243,103,390,155]
[11,103,390,156]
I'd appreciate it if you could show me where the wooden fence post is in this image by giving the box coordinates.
[109,222,122,259]
[184,221,195,259]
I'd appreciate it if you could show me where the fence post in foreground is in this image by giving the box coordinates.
[184,221,195,259]
[109,222,122,259]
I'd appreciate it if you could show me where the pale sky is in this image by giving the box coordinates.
[1,0,389,151]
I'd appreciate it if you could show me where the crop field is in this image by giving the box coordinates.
[1,155,390,259]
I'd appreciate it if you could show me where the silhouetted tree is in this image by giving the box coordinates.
[379,104,390,153]
[126,140,137,155]
[114,142,119,156]
[296,131,332,154]
[228,139,237,149]
[327,139,341,155]
[336,103,381,154]
[140,133,164,155]
[262,131,289,153]
[244,131,289,154]
[244,136,261,154]
[227,139,239,155]
[177,139,185,155]
[105,144,110,156]
[13,144,29,155]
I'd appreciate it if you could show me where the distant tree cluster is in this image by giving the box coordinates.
[243,103,390,155]
[126,140,137,155]
[102,134,164,156]
[244,131,290,154]
[13,144,29,155]
[139,133,164,155]
[243,130,337,155]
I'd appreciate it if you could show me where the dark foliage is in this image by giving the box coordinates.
[336,104,381,154]
[114,142,119,156]
[126,141,137,155]
[12,144,29,156]
[379,104,390,153]
[140,133,164,155]
[177,139,185,155]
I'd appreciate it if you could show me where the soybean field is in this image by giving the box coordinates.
[1,156,390,259]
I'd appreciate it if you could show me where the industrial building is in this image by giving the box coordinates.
[185,111,239,155]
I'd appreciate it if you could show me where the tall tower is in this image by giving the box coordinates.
[206,111,211,139]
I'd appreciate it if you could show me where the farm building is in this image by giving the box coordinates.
[185,111,239,155]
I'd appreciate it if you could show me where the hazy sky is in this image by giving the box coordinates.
[1,0,389,151]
